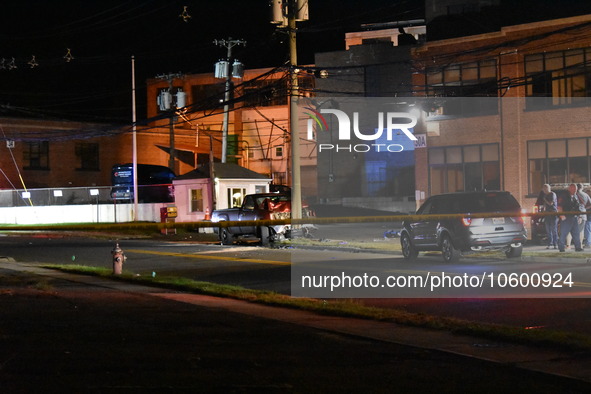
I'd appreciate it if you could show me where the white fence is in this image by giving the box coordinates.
[0,202,169,225]
[0,186,170,225]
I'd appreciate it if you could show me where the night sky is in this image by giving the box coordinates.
[0,0,422,123]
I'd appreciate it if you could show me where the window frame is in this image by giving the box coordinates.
[190,188,204,212]
[527,138,591,195]
[525,48,591,108]
[23,141,49,170]
[428,143,500,194]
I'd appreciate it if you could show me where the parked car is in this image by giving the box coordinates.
[400,191,527,263]
[531,184,590,245]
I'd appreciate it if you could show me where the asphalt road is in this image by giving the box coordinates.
[3,233,591,336]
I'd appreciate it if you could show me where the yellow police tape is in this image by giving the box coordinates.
[0,210,580,232]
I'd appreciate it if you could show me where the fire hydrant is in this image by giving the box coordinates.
[111,243,126,275]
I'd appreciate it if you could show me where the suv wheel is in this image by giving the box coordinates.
[401,233,418,260]
[441,235,460,263]
[505,245,523,258]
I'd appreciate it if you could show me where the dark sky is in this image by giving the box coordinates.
[0,0,423,123]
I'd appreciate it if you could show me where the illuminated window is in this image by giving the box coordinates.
[525,48,591,107]
[227,188,246,208]
[429,144,500,194]
[528,138,591,194]
[190,189,203,212]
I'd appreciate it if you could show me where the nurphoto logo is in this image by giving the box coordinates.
[305,107,418,153]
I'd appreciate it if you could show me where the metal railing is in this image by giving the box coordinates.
[0,186,113,207]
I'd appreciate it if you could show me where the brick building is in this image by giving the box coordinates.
[313,22,424,211]
[0,117,127,189]
[145,67,317,200]
[412,13,591,212]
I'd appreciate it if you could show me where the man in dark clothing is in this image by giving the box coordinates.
[558,183,584,252]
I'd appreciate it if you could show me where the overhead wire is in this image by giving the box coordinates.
[4,11,591,143]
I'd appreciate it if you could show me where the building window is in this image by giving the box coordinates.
[190,189,203,212]
[273,172,286,185]
[191,84,226,110]
[75,142,99,170]
[528,138,590,194]
[242,79,287,107]
[425,59,498,116]
[525,48,591,107]
[426,59,498,97]
[275,146,283,157]
[366,161,387,196]
[23,141,49,170]
[227,187,246,208]
[429,143,500,194]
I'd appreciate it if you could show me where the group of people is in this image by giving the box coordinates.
[540,183,591,252]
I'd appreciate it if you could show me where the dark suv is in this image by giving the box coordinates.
[401,191,527,263]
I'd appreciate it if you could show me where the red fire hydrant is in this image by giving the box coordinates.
[111,243,126,275]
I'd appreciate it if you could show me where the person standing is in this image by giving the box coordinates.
[577,183,591,248]
[558,183,584,252]
[541,184,558,249]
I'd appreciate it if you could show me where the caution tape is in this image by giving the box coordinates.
[0,210,581,233]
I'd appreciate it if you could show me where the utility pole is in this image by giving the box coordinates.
[156,72,184,172]
[288,6,302,221]
[214,38,246,163]
[131,56,138,220]
[271,0,309,220]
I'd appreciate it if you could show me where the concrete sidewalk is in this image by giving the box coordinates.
[1,260,591,392]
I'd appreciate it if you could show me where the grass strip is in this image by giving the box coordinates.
[283,238,402,251]
[287,239,591,259]
[44,263,591,351]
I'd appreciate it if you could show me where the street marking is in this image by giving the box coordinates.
[126,249,291,266]
[180,246,265,254]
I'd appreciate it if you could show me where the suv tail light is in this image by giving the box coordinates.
[462,217,471,226]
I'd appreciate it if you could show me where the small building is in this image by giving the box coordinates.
[172,162,271,222]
